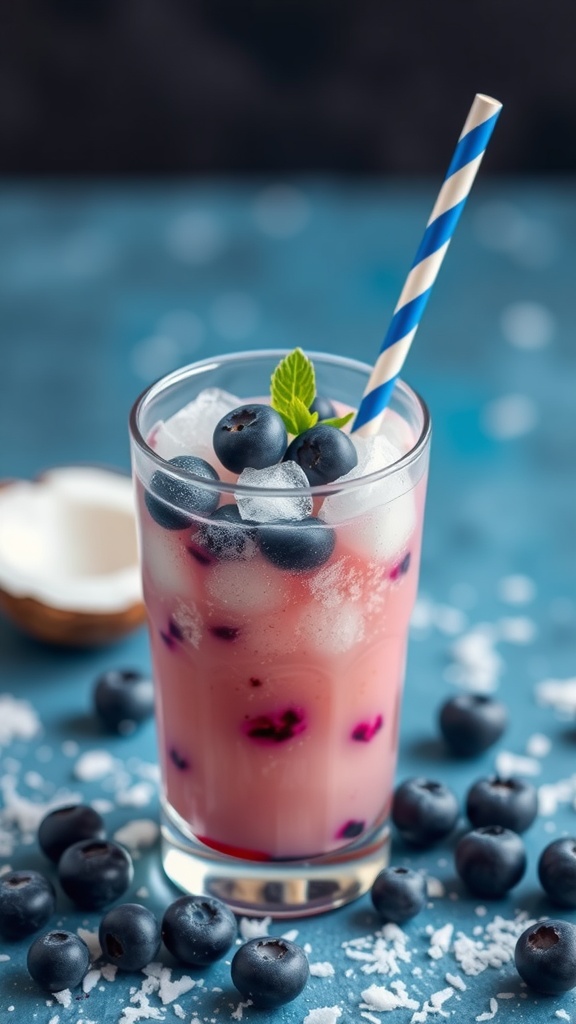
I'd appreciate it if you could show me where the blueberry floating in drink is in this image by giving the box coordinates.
[258,516,335,571]
[145,455,220,530]
[284,423,358,486]
[194,502,257,561]
[310,394,336,420]
[213,404,288,473]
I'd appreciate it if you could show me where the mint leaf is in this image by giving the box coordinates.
[270,348,317,434]
[290,398,318,435]
[319,411,355,429]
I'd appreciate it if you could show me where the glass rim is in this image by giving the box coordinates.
[129,349,431,498]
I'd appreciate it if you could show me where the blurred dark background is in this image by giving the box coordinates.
[2,0,576,176]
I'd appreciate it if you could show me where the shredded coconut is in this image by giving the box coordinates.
[495,750,541,778]
[536,677,576,717]
[498,616,536,644]
[428,923,453,959]
[303,1008,342,1024]
[498,575,535,604]
[476,996,499,1021]
[310,961,336,977]
[361,980,419,1012]
[77,927,101,961]
[555,1011,571,1021]
[343,922,411,976]
[230,999,253,1020]
[74,750,117,781]
[447,625,503,692]
[426,877,446,898]
[53,989,72,1008]
[239,916,272,940]
[445,972,466,991]
[114,819,159,851]
[526,733,552,758]
[453,913,533,976]
[0,694,41,746]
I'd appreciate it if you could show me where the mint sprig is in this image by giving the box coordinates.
[270,348,318,435]
[320,411,354,429]
[270,348,355,435]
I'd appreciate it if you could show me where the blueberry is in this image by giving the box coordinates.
[213,404,288,474]
[99,903,161,971]
[38,804,106,863]
[193,504,256,560]
[538,837,576,907]
[0,870,56,940]
[515,920,576,994]
[145,455,220,529]
[27,929,90,992]
[392,778,459,848]
[284,424,357,486]
[231,937,309,1009]
[93,668,154,734]
[438,694,508,758]
[58,839,134,909]
[466,776,538,834]
[258,516,335,572]
[371,866,427,924]
[310,395,336,421]
[161,894,237,966]
[455,825,526,897]
[244,707,306,743]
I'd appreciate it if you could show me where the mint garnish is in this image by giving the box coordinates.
[270,348,318,435]
[319,411,354,429]
[270,348,355,435]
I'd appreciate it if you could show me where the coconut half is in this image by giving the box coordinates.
[0,466,146,646]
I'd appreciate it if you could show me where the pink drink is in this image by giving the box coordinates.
[130,351,430,914]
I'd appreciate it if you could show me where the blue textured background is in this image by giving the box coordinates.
[1,182,576,1022]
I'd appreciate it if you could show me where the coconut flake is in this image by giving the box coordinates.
[310,962,336,977]
[536,677,576,717]
[74,750,117,781]
[476,997,499,1021]
[114,819,159,851]
[0,695,41,746]
[495,751,541,778]
[303,1009,342,1024]
[239,916,272,940]
[230,999,253,1020]
[526,733,551,758]
[53,990,72,1008]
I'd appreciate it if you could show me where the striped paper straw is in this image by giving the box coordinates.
[352,93,502,436]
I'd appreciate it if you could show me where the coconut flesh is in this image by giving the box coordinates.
[0,466,145,645]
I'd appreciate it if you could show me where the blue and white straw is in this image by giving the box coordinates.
[352,93,502,436]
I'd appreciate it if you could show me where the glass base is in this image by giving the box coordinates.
[160,801,391,918]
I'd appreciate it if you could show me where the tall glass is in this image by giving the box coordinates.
[129,350,430,917]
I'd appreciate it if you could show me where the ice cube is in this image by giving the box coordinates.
[236,463,313,523]
[153,388,241,461]
[206,560,286,615]
[296,602,365,654]
[319,435,416,561]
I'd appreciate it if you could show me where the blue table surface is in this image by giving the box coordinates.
[1,180,576,1022]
